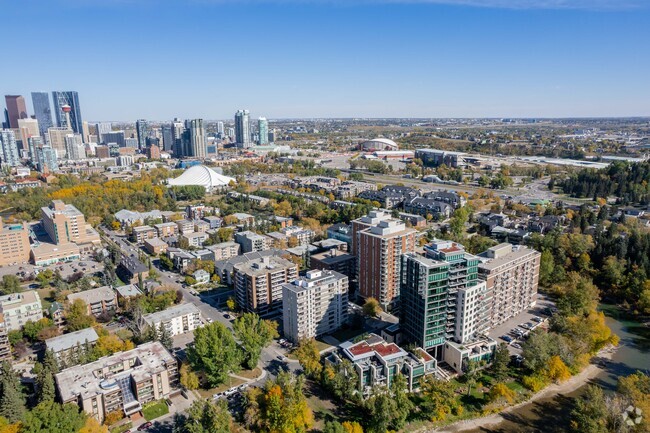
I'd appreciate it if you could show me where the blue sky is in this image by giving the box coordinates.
[1,0,649,120]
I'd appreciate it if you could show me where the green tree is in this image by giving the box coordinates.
[449,207,469,238]
[570,385,608,433]
[35,352,58,404]
[555,272,600,317]
[293,339,322,378]
[233,313,279,370]
[175,399,233,433]
[158,323,173,350]
[65,299,96,331]
[419,375,460,421]
[187,322,240,387]
[391,373,414,430]
[538,250,555,287]
[321,360,359,403]
[491,343,511,381]
[323,421,347,433]
[364,391,396,433]
[21,401,87,433]
[0,362,25,423]
[0,275,21,295]
[244,371,312,433]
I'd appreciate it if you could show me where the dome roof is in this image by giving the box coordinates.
[364,138,397,146]
[361,138,398,149]
[167,165,235,190]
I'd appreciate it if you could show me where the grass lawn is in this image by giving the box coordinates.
[196,377,246,399]
[314,339,333,352]
[110,422,132,433]
[236,367,261,380]
[330,327,365,343]
[142,400,169,421]
[36,287,55,310]
[506,380,527,394]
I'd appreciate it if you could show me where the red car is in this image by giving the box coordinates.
[138,422,153,431]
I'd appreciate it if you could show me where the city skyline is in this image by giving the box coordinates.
[1,1,649,120]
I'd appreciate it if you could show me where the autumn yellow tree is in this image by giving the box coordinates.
[293,339,322,378]
[488,383,516,405]
[342,421,364,433]
[79,417,108,433]
[180,363,199,390]
[546,356,571,383]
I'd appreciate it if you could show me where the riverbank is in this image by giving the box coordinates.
[428,345,618,433]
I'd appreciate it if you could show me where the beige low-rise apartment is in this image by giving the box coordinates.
[478,243,541,328]
[0,218,31,267]
[55,342,179,423]
[206,241,240,261]
[0,291,43,332]
[67,286,118,317]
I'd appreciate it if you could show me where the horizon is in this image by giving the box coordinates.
[1,0,649,120]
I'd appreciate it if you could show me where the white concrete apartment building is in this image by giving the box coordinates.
[282,269,349,343]
[454,281,490,343]
[478,243,541,328]
[0,291,43,331]
[55,342,179,423]
[142,303,202,336]
[234,231,271,253]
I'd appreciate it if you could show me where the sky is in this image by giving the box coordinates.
[1,0,649,121]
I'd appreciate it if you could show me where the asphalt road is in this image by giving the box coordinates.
[102,227,300,378]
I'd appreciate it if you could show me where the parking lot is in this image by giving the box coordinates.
[0,257,105,283]
[486,293,556,355]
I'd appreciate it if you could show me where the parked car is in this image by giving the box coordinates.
[511,343,522,349]
[501,335,513,342]
[138,422,153,431]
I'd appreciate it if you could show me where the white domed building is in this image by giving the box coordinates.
[167,165,235,192]
[360,138,399,151]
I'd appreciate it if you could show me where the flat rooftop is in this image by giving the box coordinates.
[45,327,99,353]
[67,286,115,305]
[54,341,175,403]
[478,245,539,271]
[143,303,200,325]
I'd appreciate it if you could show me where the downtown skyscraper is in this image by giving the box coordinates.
[234,109,251,148]
[52,91,83,134]
[189,119,206,158]
[4,95,28,129]
[136,119,148,150]
[258,117,269,145]
[31,92,54,137]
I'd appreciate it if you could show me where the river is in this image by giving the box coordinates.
[460,305,650,433]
